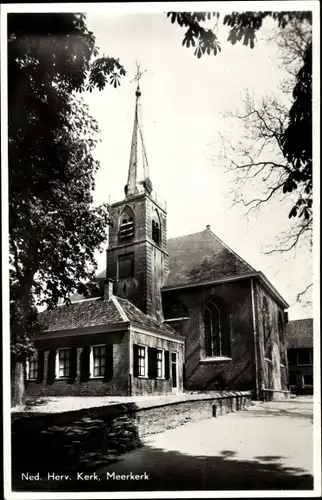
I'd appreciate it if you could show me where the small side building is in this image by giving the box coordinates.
[26,280,185,398]
[285,318,313,394]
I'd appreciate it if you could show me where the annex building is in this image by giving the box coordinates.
[26,80,289,400]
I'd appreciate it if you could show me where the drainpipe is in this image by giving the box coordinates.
[251,278,260,400]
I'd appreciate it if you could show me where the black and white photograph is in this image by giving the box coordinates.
[1,1,320,498]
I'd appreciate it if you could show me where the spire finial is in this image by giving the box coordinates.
[125,62,152,198]
[131,61,147,97]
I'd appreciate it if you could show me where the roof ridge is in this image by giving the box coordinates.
[111,295,129,322]
[167,229,206,242]
[116,296,166,327]
[207,228,256,273]
[70,297,101,305]
[167,227,256,273]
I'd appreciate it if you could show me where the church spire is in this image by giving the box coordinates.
[125,63,153,198]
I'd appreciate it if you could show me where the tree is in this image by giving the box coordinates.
[8,13,126,406]
[167,11,313,224]
[216,16,313,309]
[168,11,313,307]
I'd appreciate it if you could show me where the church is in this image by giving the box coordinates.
[25,79,289,401]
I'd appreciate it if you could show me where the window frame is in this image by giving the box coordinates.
[119,207,135,242]
[297,349,312,366]
[137,344,148,378]
[203,299,231,360]
[117,252,135,280]
[156,348,165,379]
[26,351,39,381]
[90,344,107,379]
[56,348,71,379]
[152,210,161,246]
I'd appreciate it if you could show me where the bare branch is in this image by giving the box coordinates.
[264,218,312,254]
[296,283,313,302]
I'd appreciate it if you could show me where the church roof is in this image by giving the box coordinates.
[285,318,313,349]
[163,227,256,289]
[38,295,174,336]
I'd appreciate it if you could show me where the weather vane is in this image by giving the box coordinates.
[130,61,147,88]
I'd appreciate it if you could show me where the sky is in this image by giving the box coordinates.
[81,7,313,320]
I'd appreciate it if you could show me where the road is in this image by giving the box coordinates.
[97,397,314,492]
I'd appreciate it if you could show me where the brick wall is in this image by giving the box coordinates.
[25,330,130,398]
[106,194,168,321]
[162,280,255,393]
[254,280,288,391]
[131,330,184,395]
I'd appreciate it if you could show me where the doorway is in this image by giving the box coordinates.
[171,352,178,391]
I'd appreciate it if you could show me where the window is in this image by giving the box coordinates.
[137,346,147,377]
[118,253,134,280]
[152,210,161,245]
[204,298,230,358]
[92,345,106,377]
[134,345,170,379]
[297,349,312,366]
[156,349,164,379]
[119,207,135,241]
[57,349,71,378]
[288,349,297,365]
[278,312,286,365]
[262,297,271,358]
[27,352,39,380]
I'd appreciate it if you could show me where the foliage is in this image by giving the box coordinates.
[167,11,313,224]
[8,13,126,362]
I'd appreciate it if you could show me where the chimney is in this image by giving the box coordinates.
[104,278,114,300]
[206,225,211,230]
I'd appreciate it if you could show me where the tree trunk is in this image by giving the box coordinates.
[12,360,25,408]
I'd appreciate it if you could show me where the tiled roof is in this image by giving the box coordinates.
[38,296,175,336]
[285,319,313,348]
[116,297,174,334]
[163,228,255,288]
[38,298,124,332]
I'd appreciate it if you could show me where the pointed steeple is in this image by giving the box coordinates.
[125,64,153,198]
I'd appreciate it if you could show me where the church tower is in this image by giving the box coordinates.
[106,73,169,322]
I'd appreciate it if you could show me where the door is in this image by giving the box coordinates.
[171,352,178,391]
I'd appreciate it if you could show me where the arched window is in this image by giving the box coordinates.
[262,296,271,358]
[278,312,286,365]
[204,297,230,357]
[152,210,161,246]
[119,206,135,241]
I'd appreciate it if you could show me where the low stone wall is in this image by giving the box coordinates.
[12,391,251,482]
[135,392,251,435]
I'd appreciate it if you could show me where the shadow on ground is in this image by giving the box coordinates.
[12,445,313,492]
[243,406,313,422]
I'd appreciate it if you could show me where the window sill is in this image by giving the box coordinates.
[199,356,232,364]
[297,364,312,367]
[56,376,72,380]
[89,376,105,379]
